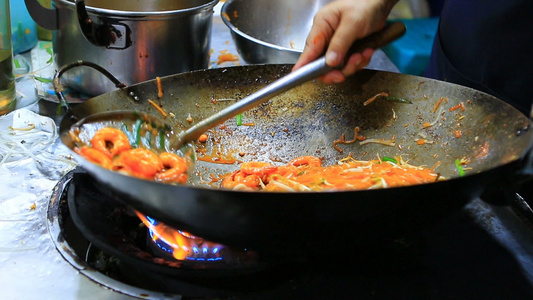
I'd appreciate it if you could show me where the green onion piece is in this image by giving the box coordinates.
[14,59,21,69]
[158,130,165,149]
[455,159,465,176]
[236,114,243,126]
[134,119,142,147]
[382,156,398,164]
[378,96,413,104]
[46,48,54,64]
[34,76,53,83]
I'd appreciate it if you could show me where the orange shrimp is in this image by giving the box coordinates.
[91,128,131,159]
[240,162,277,176]
[75,146,113,169]
[240,161,278,183]
[114,148,163,179]
[220,170,261,190]
[154,152,189,184]
[288,156,322,167]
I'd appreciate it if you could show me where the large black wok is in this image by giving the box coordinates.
[59,65,533,257]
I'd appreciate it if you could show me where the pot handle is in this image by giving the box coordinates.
[53,61,127,114]
[75,0,131,49]
[24,0,58,30]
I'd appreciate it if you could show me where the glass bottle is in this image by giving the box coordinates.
[0,0,16,114]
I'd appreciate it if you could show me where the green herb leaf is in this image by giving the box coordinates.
[236,114,243,126]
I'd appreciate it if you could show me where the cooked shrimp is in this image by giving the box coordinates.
[220,170,261,190]
[91,128,131,159]
[154,152,189,184]
[240,161,278,183]
[114,148,163,179]
[241,162,277,176]
[288,155,322,167]
[75,146,113,169]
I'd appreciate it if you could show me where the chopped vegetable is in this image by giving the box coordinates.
[198,134,208,143]
[156,76,163,98]
[421,106,444,129]
[236,114,243,126]
[381,156,398,164]
[432,97,447,113]
[359,135,396,147]
[148,99,168,117]
[133,119,143,148]
[158,130,165,149]
[363,92,412,106]
[449,102,466,112]
[455,158,466,176]
[34,76,53,84]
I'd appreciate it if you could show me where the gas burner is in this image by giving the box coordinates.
[138,213,228,262]
[46,169,533,299]
[46,168,296,298]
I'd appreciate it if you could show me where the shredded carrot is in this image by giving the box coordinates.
[449,102,466,112]
[148,99,168,117]
[156,77,163,98]
[432,97,446,113]
[416,139,426,145]
[454,130,462,138]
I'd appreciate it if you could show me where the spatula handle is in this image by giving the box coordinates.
[180,22,406,142]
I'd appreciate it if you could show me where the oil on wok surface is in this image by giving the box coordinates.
[60,65,533,255]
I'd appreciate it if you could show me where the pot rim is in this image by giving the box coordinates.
[58,0,220,18]
[220,2,303,54]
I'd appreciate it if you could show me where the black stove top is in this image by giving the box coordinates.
[51,168,533,299]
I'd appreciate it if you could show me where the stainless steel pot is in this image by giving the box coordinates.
[25,0,219,96]
[221,0,335,64]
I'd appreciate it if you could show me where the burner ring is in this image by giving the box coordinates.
[46,168,295,297]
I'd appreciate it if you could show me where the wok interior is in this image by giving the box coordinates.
[62,65,533,191]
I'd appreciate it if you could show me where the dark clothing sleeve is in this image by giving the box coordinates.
[424,0,533,115]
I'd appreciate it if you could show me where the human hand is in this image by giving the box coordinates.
[292,0,398,84]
